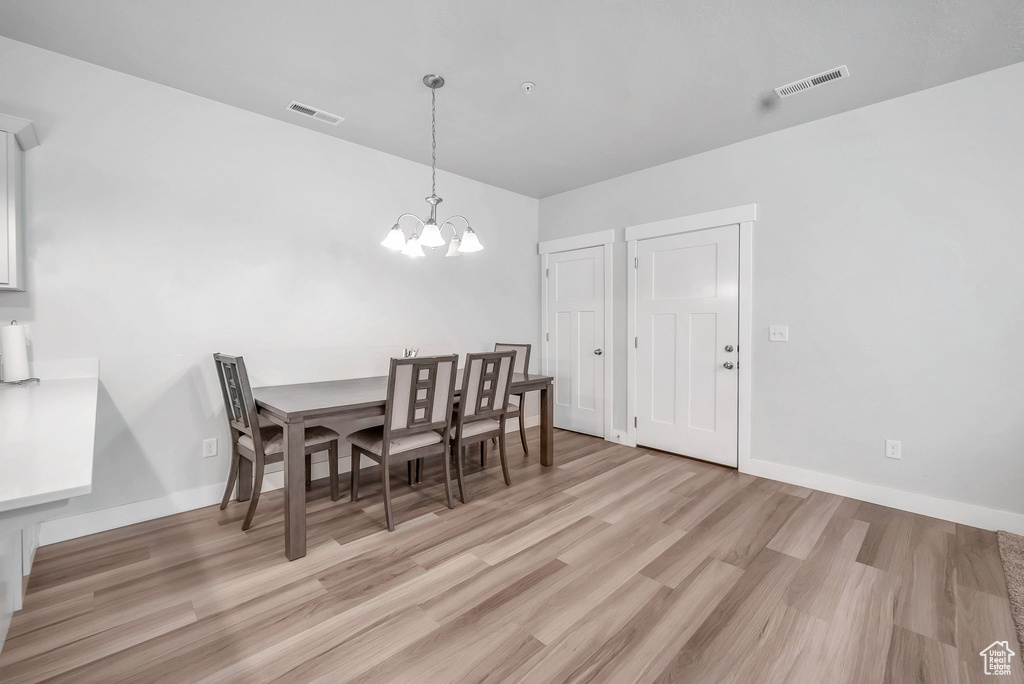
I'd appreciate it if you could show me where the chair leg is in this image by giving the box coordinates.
[455,440,467,504]
[241,458,264,531]
[518,411,529,455]
[441,446,455,509]
[480,439,487,467]
[381,457,395,532]
[237,458,253,502]
[499,430,512,486]
[220,449,240,509]
[328,441,339,501]
[416,458,424,484]
[407,461,414,486]
[350,445,361,502]
[305,454,312,490]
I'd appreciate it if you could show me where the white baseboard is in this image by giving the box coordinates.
[40,415,543,547]
[606,429,634,447]
[743,458,1024,535]
[40,430,1024,547]
[519,415,541,430]
[39,481,231,546]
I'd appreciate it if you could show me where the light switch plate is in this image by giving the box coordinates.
[769,325,789,342]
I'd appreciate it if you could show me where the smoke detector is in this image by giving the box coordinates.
[286,101,344,125]
[775,65,849,99]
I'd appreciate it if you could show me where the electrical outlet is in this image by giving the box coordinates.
[769,326,789,342]
[885,440,901,460]
[203,438,218,458]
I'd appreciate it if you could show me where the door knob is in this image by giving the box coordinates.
[594,349,603,356]
[723,361,734,370]
[724,345,734,352]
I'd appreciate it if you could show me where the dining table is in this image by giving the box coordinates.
[251,370,555,560]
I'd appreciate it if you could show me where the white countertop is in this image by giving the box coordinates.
[0,367,98,515]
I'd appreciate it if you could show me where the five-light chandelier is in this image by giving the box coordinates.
[381,74,482,258]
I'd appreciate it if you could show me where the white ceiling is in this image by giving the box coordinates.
[1,0,1021,198]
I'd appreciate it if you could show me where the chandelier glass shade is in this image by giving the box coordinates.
[458,227,483,253]
[381,224,406,250]
[381,75,482,258]
[400,233,425,257]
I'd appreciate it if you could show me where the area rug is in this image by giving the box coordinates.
[997,530,1024,649]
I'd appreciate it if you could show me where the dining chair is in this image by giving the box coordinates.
[347,354,458,531]
[492,342,532,457]
[451,350,516,503]
[213,354,341,530]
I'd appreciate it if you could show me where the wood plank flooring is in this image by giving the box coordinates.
[1,429,1020,683]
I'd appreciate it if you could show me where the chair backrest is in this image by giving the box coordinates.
[457,351,516,434]
[383,354,459,453]
[494,342,531,376]
[213,353,266,454]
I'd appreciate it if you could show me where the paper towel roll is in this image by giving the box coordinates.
[0,321,30,382]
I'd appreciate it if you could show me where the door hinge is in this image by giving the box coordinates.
[545,268,549,277]
[546,332,550,341]
[634,336,638,349]
[634,416,637,428]
[634,257,638,269]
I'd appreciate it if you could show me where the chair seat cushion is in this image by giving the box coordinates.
[347,426,443,456]
[452,418,501,440]
[238,425,339,455]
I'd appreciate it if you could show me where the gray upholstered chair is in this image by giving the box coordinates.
[213,354,340,530]
[347,354,458,531]
[492,342,532,456]
[451,350,517,503]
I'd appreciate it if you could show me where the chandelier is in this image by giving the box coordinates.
[381,74,482,258]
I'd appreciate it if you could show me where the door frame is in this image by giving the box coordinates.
[539,229,615,441]
[626,204,756,471]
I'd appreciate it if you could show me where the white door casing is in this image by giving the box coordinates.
[635,224,739,466]
[0,133,9,285]
[545,245,606,437]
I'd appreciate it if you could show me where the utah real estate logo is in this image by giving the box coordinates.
[980,641,1015,676]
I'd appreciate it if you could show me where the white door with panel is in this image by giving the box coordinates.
[546,246,605,437]
[636,225,739,466]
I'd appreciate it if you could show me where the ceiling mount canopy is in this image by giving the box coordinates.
[381,74,482,258]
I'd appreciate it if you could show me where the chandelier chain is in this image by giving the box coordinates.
[380,75,482,256]
[431,87,437,197]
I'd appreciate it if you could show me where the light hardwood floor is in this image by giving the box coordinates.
[1,429,1020,683]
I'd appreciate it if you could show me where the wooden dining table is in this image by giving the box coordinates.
[250,370,555,560]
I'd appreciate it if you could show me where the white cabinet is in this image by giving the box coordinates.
[0,115,38,293]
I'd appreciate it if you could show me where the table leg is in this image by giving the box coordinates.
[283,418,307,561]
[540,381,554,467]
[237,456,252,502]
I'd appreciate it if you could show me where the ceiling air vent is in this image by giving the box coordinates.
[286,101,343,125]
[775,65,849,99]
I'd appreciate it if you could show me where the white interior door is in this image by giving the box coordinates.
[546,245,605,437]
[636,225,739,466]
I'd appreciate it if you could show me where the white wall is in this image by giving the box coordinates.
[0,37,540,533]
[540,62,1024,521]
